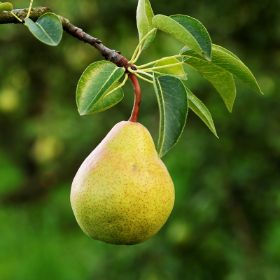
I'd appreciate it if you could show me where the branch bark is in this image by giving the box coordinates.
[0,7,130,68]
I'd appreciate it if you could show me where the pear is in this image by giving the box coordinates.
[70,121,174,245]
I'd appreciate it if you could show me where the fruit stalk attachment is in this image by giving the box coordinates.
[129,74,142,122]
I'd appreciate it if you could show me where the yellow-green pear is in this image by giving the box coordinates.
[70,121,174,245]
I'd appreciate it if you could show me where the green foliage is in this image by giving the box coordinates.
[169,15,212,59]
[153,75,188,157]
[153,57,187,80]
[183,50,237,112]
[9,0,261,156]
[88,81,125,114]
[24,13,63,46]
[211,44,263,94]
[76,61,126,115]
[136,0,155,50]
[152,14,211,59]
[0,2,13,12]
[132,0,261,154]
[186,88,218,137]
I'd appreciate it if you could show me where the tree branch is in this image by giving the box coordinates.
[0,7,131,68]
[0,7,142,122]
[0,7,50,23]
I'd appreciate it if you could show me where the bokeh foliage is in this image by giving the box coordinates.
[0,0,280,279]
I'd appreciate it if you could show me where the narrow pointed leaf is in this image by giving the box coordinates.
[183,51,236,112]
[213,44,240,59]
[136,0,155,49]
[170,15,212,59]
[154,57,187,80]
[153,75,188,157]
[212,44,263,94]
[24,13,63,46]
[0,2,13,12]
[152,14,211,59]
[76,61,125,115]
[186,87,218,137]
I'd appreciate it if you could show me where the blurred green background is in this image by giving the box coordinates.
[0,0,279,279]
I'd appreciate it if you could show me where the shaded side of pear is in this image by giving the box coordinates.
[70,121,175,244]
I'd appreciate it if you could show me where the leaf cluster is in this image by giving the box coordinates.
[75,0,262,157]
[7,0,262,157]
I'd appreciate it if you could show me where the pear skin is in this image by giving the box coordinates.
[70,121,175,244]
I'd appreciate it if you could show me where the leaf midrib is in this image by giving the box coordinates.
[84,67,122,113]
[155,77,166,156]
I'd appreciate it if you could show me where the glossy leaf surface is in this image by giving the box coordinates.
[76,61,125,115]
[153,75,188,157]
[24,12,63,46]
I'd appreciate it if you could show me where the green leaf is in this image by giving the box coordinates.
[153,75,188,157]
[24,13,63,46]
[88,81,124,113]
[0,2,13,12]
[186,87,218,137]
[212,44,263,94]
[136,0,155,49]
[154,57,187,80]
[183,50,236,112]
[152,14,211,59]
[170,15,212,59]
[141,28,157,51]
[76,61,125,115]
[213,44,239,59]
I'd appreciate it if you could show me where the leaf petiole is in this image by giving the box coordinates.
[140,61,185,72]
[11,11,23,22]
[25,0,34,19]
[128,67,154,84]
[132,72,154,84]
[136,70,154,79]
[130,28,157,64]
[137,54,184,69]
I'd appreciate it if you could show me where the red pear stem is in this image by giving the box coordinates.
[128,74,142,123]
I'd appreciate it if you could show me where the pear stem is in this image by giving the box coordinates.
[129,74,141,122]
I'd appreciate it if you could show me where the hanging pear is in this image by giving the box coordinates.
[70,121,174,244]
